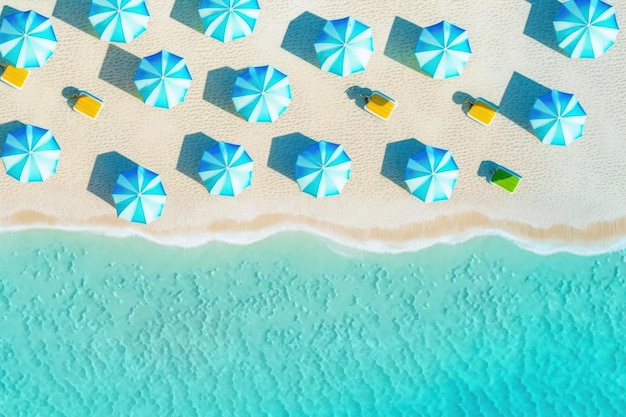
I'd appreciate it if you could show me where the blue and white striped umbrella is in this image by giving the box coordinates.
[199,0,260,43]
[414,21,471,79]
[295,140,351,198]
[0,10,57,68]
[232,65,292,122]
[198,142,253,196]
[554,0,619,59]
[89,0,150,43]
[314,16,374,77]
[404,146,458,202]
[529,90,587,146]
[134,50,192,109]
[1,124,60,182]
[112,166,166,224]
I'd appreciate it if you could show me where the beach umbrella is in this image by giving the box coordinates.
[553,0,619,59]
[414,20,471,79]
[295,140,351,198]
[198,142,253,196]
[404,146,458,202]
[529,90,587,146]
[0,10,57,68]
[232,65,292,122]
[1,124,60,182]
[134,50,192,109]
[314,16,374,77]
[112,166,166,224]
[199,0,260,43]
[88,0,150,43]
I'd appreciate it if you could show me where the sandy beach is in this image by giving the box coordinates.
[1,0,625,253]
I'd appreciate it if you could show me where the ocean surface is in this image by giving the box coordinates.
[0,231,625,416]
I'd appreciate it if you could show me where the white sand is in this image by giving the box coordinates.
[1,0,626,253]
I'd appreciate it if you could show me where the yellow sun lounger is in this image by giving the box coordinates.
[466,97,498,126]
[72,91,104,119]
[363,91,396,120]
[0,64,30,90]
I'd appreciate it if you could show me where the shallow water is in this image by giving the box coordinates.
[0,231,625,416]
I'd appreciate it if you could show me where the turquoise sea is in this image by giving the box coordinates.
[0,231,625,416]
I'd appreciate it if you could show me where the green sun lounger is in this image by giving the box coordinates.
[490,166,522,193]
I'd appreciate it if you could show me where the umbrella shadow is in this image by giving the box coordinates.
[452,91,474,115]
[88,152,138,207]
[499,71,551,134]
[477,160,499,183]
[52,0,98,38]
[98,44,142,99]
[176,132,219,185]
[381,138,425,192]
[170,0,204,34]
[523,0,565,55]
[203,66,242,117]
[281,12,326,68]
[268,133,316,181]
[345,86,372,109]
[0,120,24,150]
[384,17,423,72]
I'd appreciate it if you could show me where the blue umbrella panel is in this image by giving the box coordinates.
[112,166,166,224]
[404,146,458,202]
[295,140,351,198]
[89,0,150,43]
[232,65,292,122]
[1,124,60,182]
[0,10,57,68]
[199,0,260,43]
[134,50,192,109]
[198,142,253,196]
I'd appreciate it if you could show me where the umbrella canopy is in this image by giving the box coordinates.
[295,140,351,198]
[1,124,60,182]
[112,166,166,224]
[414,20,471,79]
[199,0,260,43]
[198,142,253,196]
[134,50,192,109]
[529,90,587,146]
[232,65,292,122]
[88,0,150,43]
[553,0,619,59]
[0,10,57,68]
[313,16,374,77]
[404,146,458,202]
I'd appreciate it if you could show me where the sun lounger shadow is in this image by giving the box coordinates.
[99,45,142,99]
[170,0,204,34]
[62,86,80,109]
[268,133,316,181]
[499,71,550,134]
[384,17,422,72]
[88,152,138,207]
[477,160,500,183]
[523,0,565,55]
[346,86,372,109]
[204,67,242,117]
[381,138,425,192]
[453,91,474,115]
[281,12,326,67]
[176,132,218,184]
[53,0,98,38]
[0,120,23,150]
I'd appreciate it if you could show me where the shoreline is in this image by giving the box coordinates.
[2,210,626,256]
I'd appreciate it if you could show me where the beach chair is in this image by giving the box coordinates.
[490,166,522,193]
[465,97,498,126]
[71,91,104,119]
[0,64,30,90]
[362,91,396,120]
